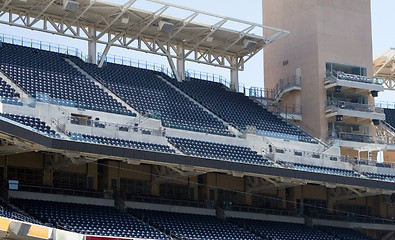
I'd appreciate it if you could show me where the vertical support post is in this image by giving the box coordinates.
[88,26,97,64]
[230,56,239,91]
[176,45,185,81]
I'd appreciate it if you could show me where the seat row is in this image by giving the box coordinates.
[0,43,135,116]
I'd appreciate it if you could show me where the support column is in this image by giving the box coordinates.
[88,26,97,64]
[230,56,239,91]
[176,45,185,81]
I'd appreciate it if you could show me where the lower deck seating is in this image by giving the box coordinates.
[1,113,58,136]
[319,226,376,240]
[229,218,338,240]
[168,137,272,165]
[0,200,41,225]
[12,199,171,239]
[130,209,261,240]
[70,133,175,154]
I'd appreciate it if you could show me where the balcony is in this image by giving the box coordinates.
[339,132,375,143]
[326,100,385,122]
[324,71,384,94]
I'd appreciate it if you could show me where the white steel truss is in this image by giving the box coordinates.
[0,0,289,85]
[373,48,395,90]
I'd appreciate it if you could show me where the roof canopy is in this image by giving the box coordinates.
[0,0,289,70]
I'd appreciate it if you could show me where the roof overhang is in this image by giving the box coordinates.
[373,48,395,90]
[0,0,289,70]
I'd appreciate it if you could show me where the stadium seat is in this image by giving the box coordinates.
[168,137,272,165]
[130,209,261,240]
[0,43,136,116]
[229,218,338,240]
[278,161,360,177]
[384,108,395,129]
[12,199,171,239]
[70,133,175,153]
[168,77,317,143]
[0,113,60,137]
[70,58,234,137]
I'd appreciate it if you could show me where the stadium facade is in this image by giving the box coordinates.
[0,0,393,239]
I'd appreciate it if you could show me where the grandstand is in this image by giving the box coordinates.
[0,0,393,240]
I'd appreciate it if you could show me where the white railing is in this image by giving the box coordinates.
[0,33,88,61]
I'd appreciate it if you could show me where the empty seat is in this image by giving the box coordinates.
[0,43,136,116]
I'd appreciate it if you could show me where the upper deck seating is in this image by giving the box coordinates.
[170,78,316,143]
[71,59,233,137]
[0,43,135,116]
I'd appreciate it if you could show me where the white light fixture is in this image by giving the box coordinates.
[158,20,174,32]
[206,36,214,42]
[121,13,129,24]
[243,39,258,50]
[19,0,27,2]
[63,0,80,12]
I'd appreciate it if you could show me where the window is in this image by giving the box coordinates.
[53,171,86,189]
[7,167,42,185]
[120,178,150,196]
[159,183,192,200]
[326,62,367,77]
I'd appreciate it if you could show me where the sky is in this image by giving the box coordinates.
[0,0,393,102]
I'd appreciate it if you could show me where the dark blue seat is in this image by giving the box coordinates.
[131,209,261,240]
[71,58,233,137]
[168,77,316,143]
[1,113,59,137]
[13,199,171,239]
[0,43,136,116]
[168,137,271,165]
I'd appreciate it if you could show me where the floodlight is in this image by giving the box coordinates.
[121,13,129,24]
[158,20,174,32]
[63,0,79,12]
[243,39,258,50]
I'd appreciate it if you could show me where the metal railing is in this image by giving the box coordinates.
[338,132,375,143]
[268,103,302,116]
[328,71,381,85]
[68,116,165,137]
[16,184,108,199]
[125,194,208,209]
[327,100,383,113]
[376,101,395,109]
[247,87,275,99]
[0,33,88,61]
[272,75,301,99]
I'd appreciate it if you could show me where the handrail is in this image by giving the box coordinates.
[67,115,165,137]
[272,75,301,99]
[0,33,88,61]
[327,100,383,113]
[376,101,395,109]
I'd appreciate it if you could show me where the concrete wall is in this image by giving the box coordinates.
[263,0,373,140]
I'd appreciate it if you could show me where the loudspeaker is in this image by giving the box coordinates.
[335,86,342,92]
[372,119,380,125]
[371,91,378,97]
[158,20,174,32]
[243,39,258,50]
[63,0,79,12]
[336,115,343,121]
